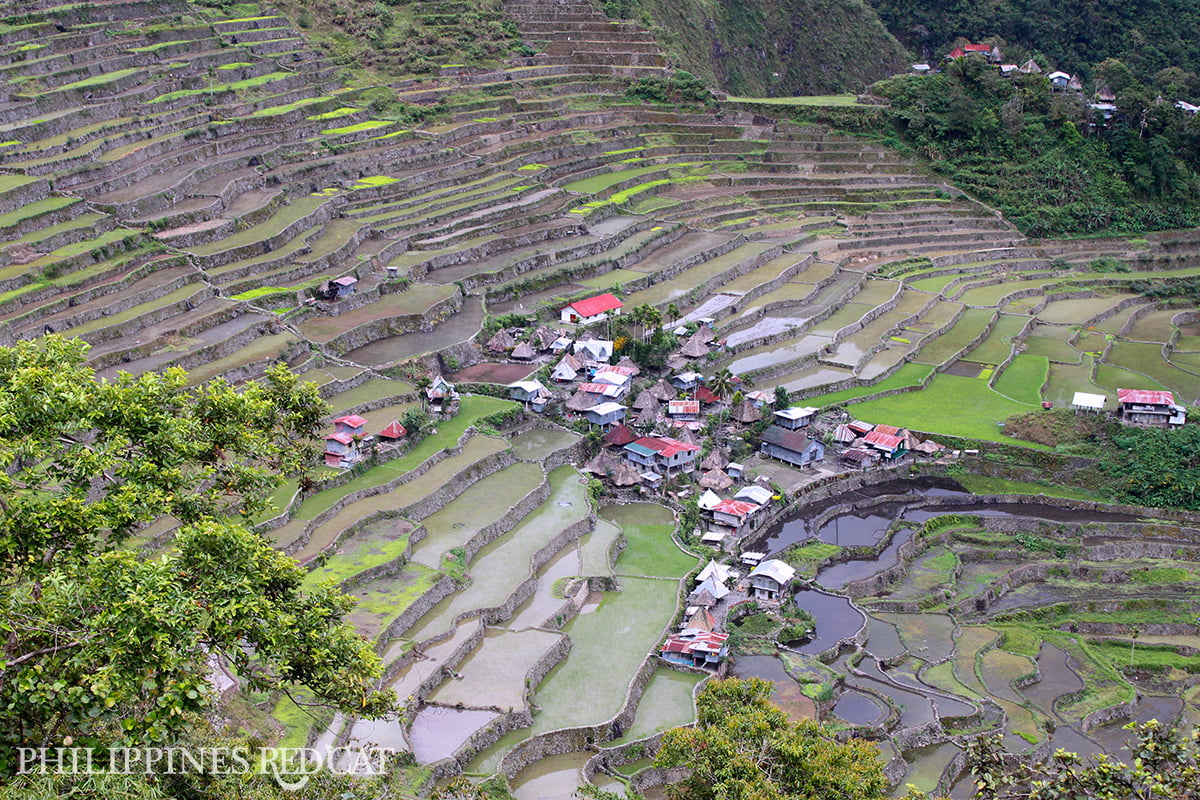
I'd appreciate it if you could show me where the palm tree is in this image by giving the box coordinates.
[708,367,735,399]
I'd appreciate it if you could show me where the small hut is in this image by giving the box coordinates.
[511,341,536,360]
[487,329,515,353]
[701,448,729,472]
[729,400,762,424]
[632,389,658,410]
[649,379,677,402]
[611,460,641,487]
[680,335,710,359]
[699,469,733,491]
[379,421,407,440]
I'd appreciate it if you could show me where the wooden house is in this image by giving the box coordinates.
[759,426,826,468]
[1117,389,1186,427]
[586,402,626,427]
[774,406,817,430]
[863,429,907,459]
[660,630,729,669]
[747,559,796,601]
[323,432,360,469]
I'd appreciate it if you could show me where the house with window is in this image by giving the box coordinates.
[760,426,825,467]
[1117,389,1187,427]
[508,380,552,412]
[333,414,367,438]
[711,498,762,537]
[863,429,907,460]
[573,339,614,364]
[747,559,796,602]
[323,432,361,469]
[330,275,358,298]
[660,630,729,669]
[586,402,626,427]
[671,371,703,391]
[561,293,624,325]
[622,436,701,475]
[426,376,458,411]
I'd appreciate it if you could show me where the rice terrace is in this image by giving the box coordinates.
[3,0,1200,798]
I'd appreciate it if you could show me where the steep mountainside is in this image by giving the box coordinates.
[605,0,910,96]
[866,0,1200,81]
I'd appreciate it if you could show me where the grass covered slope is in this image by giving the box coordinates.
[606,0,909,96]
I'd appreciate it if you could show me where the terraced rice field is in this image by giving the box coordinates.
[8,0,1200,794]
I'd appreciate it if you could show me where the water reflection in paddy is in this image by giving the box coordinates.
[408,705,498,764]
[791,590,865,653]
[729,655,817,721]
[833,691,885,726]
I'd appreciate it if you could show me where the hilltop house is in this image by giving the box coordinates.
[426,376,458,412]
[747,559,796,602]
[760,426,825,468]
[323,432,360,469]
[330,275,357,298]
[1117,389,1187,427]
[561,293,623,325]
[1048,71,1071,89]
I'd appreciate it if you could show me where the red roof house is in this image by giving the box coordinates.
[863,430,906,458]
[333,414,368,436]
[560,293,624,325]
[603,424,638,447]
[1117,389,1186,426]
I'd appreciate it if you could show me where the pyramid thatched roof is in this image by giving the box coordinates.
[701,448,729,472]
[680,335,710,359]
[632,389,658,410]
[699,469,733,490]
[673,426,699,445]
[729,400,762,424]
[583,449,620,475]
[635,405,658,428]
[511,341,536,360]
[566,390,596,412]
[649,379,676,401]
[531,325,558,350]
[486,329,515,352]
[611,460,641,487]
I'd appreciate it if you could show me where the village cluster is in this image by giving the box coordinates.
[910,42,1200,121]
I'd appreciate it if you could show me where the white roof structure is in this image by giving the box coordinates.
[694,574,730,601]
[698,489,722,511]
[509,380,547,394]
[740,551,765,566]
[775,406,818,421]
[1048,70,1070,80]
[573,339,614,361]
[734,485,773,505]
[696,559,733,586]
[675,371,703,383]
[748,559,796,586]
[588,401,626,416]
[592,370,631,387]
[551,361,578,382]
[700,531,726,546]
[1071,392,1106,411]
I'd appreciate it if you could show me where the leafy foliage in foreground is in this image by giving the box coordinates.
[0,337,394,775]
[872,58,1200,236]
[653,678,891,800]
[1097,423,1200,510]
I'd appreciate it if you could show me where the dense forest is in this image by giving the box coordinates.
[865,0,1200,84]
[871,57,1200,237]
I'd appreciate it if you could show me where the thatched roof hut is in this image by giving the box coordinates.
[511,341,536,360]
[680,335,710,359]
[486,329,515,353]
[729,400,761,424]
[701,448,729,472]
[611,460,641,487]
[649,379,677,402]
[699,469,733,490]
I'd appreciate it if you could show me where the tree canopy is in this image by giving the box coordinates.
[654,677,890,800]
[0,337,393,775]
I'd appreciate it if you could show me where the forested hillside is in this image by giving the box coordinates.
[866,0,1200,82]
[872,57,1200,237]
